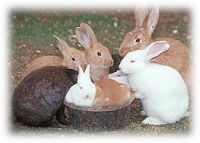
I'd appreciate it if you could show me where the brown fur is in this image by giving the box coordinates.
[23,56,67,77]
[76,23,114,81]
[93,79,133,107]
[119,7,191,94]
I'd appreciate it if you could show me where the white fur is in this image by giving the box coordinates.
[119,41,189,125]
[108,70,129,85]
[64,65,96,106]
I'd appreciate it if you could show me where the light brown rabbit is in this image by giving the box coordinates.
[94,78,134,107]
[23,35,86,78]
[75,23,114,81]
[119,6,191,92]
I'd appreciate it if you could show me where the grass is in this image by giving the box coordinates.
[12,11,133,48]
[10,9,191,135]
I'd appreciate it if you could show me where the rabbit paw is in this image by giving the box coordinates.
[135,92,145,99]
[142,117,167,125]
[184,111,191,117]
[140,110,146,116]
[109,70,123,77]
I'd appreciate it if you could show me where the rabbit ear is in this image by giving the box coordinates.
[75,23,98,49]
[146,7,159,36]
[146,41,170,61]
[53,35,71,57]
[85,65,91,77]
[80,23,98,43]
[78,65,84,79]
[135,5,149,27]
[75,27,92,49]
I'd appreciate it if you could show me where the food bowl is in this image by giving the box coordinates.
[64,95,135,131]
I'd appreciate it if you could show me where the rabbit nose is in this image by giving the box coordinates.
[119,50,125,56]
[106,57,114,66]
[119,47,132,56]
[85,95,89,99]
[119,50,127,57]
[110,59,114,66]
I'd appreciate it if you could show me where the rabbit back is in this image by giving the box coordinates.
[23,56,67,78]
[153,38,191,94]
[94,79,131,107]
[12,66,78,126]
[129,64,189,123]
[153,38,190,74]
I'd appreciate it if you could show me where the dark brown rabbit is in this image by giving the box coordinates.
[109,54,123,73]
[12,66,78,126]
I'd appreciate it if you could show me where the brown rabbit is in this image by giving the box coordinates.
[119,6,191,92]
[94,79,134,107]
[75,23,114,81]
[23,35,86,78]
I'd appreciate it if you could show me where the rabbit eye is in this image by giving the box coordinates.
[134,38,141,44]
[71,57,76,61]
[136,39,140,42]
[97,51,102,56]
[78,84,82,89]
[131,60,135,63]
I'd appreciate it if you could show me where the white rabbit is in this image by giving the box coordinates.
[119,41,189,125]
[65,65,96,106]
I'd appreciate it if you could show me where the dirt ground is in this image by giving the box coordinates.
[9,8,192,135]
